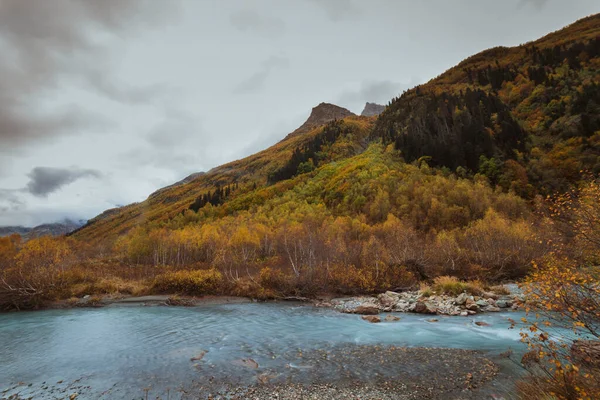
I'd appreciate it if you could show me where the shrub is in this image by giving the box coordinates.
[151,268,223,295]
[433,276,466,296]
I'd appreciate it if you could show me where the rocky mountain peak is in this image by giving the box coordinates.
[361,102,386,117]
[287,103,355,138]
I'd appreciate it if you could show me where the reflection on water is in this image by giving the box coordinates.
[0,303,527,398]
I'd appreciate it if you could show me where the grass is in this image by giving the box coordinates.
[432,276,485,296]
[151,268,224,295]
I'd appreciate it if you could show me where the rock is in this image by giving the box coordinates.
[476,299,489,308]
[475,321,490,327]
[385,291,402,298]
[384,315,401,322]
[191,350,207,362]
[362,315,381,323]
[571,340,600,367]
[496,300,509,308]
[361,102,386,117]
[354,304,380,315]
[378,293,397,308]
[232,358,259,369]
[465,299,480,311]
[455,293,469,305]
[486,298,497,306]
[394,300,411,312]
[467,310,477,315]
[485,306,501,312]
[82,295,90,300]
[460,311,469,316]
[482,292,499,300]
[413,301,437,314]
[69,394,78,400]
[427,319,439,323]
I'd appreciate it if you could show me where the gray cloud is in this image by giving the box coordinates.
[230,8,286,37]
[306,0,359,22]
[518,0,549,10]
[337,80,415,112]
[0,0,175,152]
[233,55,289,94]
[26,167,102,197]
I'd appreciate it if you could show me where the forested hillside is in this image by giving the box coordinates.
[1,14,599,310]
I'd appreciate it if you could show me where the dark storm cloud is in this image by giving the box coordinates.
[0,0,175,151]
[26,167,102,198]
[230,8,286,36]
[233,55,289,94]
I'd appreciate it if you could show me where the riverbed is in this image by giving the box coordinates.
[0,303,528,399]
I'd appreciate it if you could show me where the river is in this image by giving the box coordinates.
[0,303,529,399]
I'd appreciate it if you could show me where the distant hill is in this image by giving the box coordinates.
[0,220,85,240]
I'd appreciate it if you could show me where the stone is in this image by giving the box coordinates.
[394,300,411,312]
[354,304,380,315]
[467,310,477,315]
[191,350,207,362]
[384,315,401,322]
[377,293,397,308]
[485,306,501,312]
[362,315,381,323]
[482,292,499,300]
[82,295,90,300]
[496,300,509,308]
[455,293,468,305]
[475,321,490,327]
[232,358,259,369]
[413,301,437,314]
[427,319,439,323]
[476,299,489,307]
[69,394,78,400]
[486,298,497,306]
[460,311,469,317]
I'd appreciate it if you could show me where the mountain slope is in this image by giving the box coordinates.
[373,13,600,195]
[73,111,372,241]
[1,220,84,240]
[74,14,600,243]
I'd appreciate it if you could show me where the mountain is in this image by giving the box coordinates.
[73,13,600,248]
[361,102,385,117]
[1,220,85,240]
[286,102,355,139]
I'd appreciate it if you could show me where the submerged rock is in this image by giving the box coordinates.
[362,315,381,323]
[384,315,401,322]
[232,358,259,369]
[475,321,490,327]
[354,304,380,315]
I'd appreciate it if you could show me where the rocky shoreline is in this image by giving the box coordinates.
[317,285,524,322]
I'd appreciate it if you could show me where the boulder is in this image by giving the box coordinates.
[394,300,411,312]
[475,321,490,327]
[455,293,469,305]
[476,299,489,308]
[378,293,397,308]
[496,300,510,308]
[460,311,469,317]
[413,301,438,314]
[427,319,439,323]
[354,304,380,315]
[362,315,381,323]
[384,314,401,322]
[485,306,501,312]
[482,292,499,300]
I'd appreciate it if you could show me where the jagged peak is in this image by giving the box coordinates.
[286,102,355,139]
[361,102,386,117]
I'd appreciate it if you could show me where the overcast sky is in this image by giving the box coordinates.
[0,0,598,227]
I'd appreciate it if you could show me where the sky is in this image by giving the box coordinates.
[0,0,598,227]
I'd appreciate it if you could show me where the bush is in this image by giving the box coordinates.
[432,276,466,296]
[151,268,223,295]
